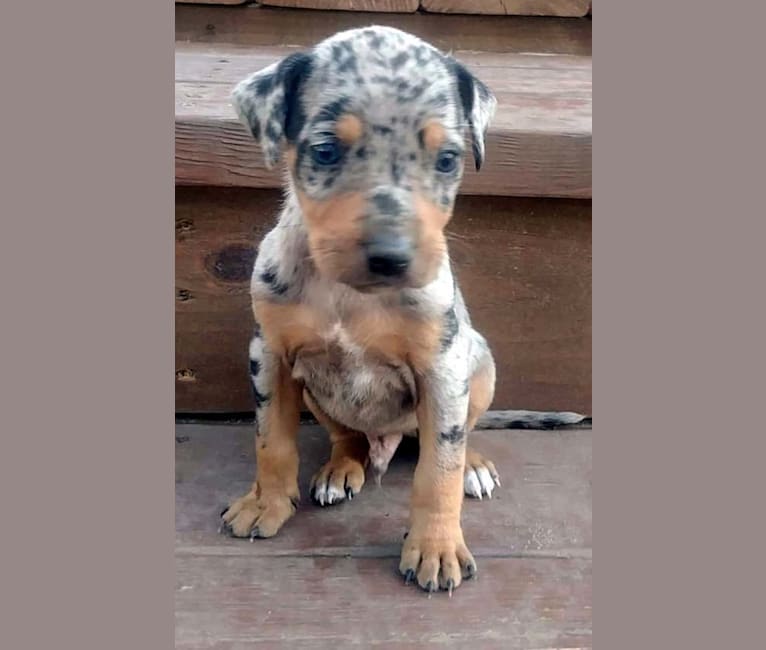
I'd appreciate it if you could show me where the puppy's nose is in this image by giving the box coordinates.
[366,239,412,278]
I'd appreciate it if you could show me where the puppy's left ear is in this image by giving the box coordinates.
[231,52,313,169]
[450,60,497,171]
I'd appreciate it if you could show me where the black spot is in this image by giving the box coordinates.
[265,121,280,143]
[391,117,398,125]
[431,92,449,108]
[391,51,409,71]
[249,359,260,376]
[396,80,409,92]
[414,46,431,66]
[338,56,358,75]
[440,425,465,444]
[400,293,418,307]
[372,124,393,136]
[323,176,336,189]
[355,146,368,160]
[372,75,392,85]
[313,98,351,126]
[440,307,459,351]
[252,383,271,409]
[461,379,470,395]
[253,321,262,337]
[392,162,401,183]
[408,152,417,161]
[260,266,289,296]
[254,74,273,98]
[371,192,401,217]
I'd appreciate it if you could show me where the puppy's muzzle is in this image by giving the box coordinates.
[363,188,415,282]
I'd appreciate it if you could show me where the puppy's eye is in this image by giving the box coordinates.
[435,150,460,174]
[310,140,343,166]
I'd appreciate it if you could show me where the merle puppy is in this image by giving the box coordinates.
[220,26,500,595]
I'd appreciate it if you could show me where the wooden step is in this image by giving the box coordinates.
[175,188,592,415]
[175,7,592,198]
[175,423,592,648]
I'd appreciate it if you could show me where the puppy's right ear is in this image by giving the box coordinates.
[232,52,313,169]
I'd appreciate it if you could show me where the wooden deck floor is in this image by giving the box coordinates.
[176,423,592,648]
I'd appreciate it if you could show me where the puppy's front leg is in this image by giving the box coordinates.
[400,371,475,594]
[221,331,302,539]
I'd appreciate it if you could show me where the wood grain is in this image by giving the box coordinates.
[176,4,593,55]
[421,0,591,16]
[175,423,592,648]
[176,0,247,4]
[258,0,419,11]
[175,44,592,198]
[175,188,591,414]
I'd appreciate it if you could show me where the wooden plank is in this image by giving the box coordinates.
[176,4,592,55]
[177,0,247,5]
[175,423,592,648]
[175,44,592,198]
[176,555,592,648]
[176,424,593,557]
[258,0,419,11]
[422,0,591,16]
[175,188,591,414]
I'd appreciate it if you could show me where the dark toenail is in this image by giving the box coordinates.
[249,527,261,540]
[403,531,408,539]
[404,568,415,584]
[220,506,229,517]
[423,580,436,593]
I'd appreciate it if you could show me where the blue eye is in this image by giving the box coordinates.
[310,140,343,166]
[435,150,460,174]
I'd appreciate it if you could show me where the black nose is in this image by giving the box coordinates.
[366,239,412,277]
[368,251,411,277]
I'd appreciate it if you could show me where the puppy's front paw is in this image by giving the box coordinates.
[310,456,365,506]
[220,489,297,539]
[464,448,501,500]
[399,520,477,595]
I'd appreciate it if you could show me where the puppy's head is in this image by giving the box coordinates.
[233,26,495,291]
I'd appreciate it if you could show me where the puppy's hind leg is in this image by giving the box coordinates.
[464,345,501,499]
[304,390,369,506]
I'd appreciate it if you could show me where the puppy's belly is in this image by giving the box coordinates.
[292,346,418,435]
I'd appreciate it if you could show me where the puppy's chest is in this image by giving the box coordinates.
[291,320,419,434]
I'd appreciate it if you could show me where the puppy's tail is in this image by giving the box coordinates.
[476,410,590,430]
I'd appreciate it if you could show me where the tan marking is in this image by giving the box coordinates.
[466,361,496,432]
[336,114,364,145]
[347,307,441,373]
[304,389,369,500]
[295,189,366,284]
[411,193,451,286]
[253,299,324,360]
[222,353,302,538]
[400,386,474,591]
[422,120,446,151]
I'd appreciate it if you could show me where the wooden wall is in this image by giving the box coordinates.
[176,188,591,415]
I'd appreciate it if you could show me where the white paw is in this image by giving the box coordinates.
[311,480,349,507]
[464,465,499,500]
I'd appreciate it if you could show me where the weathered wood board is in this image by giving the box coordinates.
[176,4,593,55]
[175,44,592,198]
[258,0,419,11]
[422,0,591,15]
[175,188,591,414]
[175,423,592,648]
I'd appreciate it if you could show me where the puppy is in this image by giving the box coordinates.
[220,26,499,595]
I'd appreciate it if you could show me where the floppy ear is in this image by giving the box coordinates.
[450,60,497,171]
[231,52,313,169]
